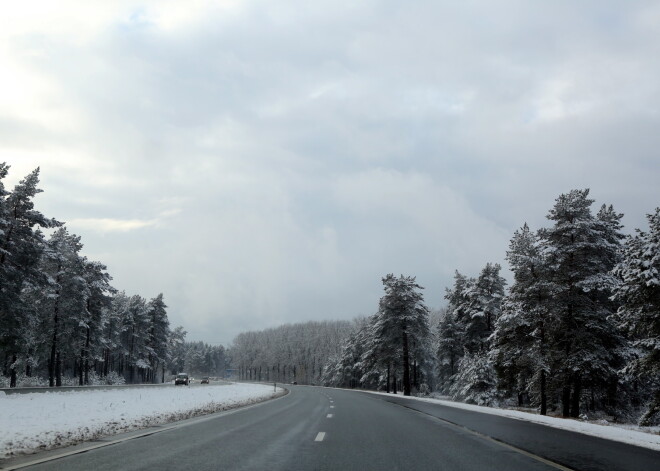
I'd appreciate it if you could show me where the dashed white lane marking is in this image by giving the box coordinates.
[327,414,333,418]
[315,432,326,442]
[330,405,335,408]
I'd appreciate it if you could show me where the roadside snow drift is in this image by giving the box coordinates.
[0,383,282,458]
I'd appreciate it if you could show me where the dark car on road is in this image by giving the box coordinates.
[201,377,209,384]
[175,373,189,385]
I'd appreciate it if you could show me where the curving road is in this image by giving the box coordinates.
[3,385,658,471]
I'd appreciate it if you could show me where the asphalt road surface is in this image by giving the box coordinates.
[4,385,658,471]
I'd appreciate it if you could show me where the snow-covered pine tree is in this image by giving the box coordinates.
[435,310,462,394]
[444,271,472,338]
[462,263,506,354]
[410,324,437,393]
[147,293,170,383]
[449,351,498,406]
[437,271,473,392]
[78,259,114,385]
[492,223,552,414]
[167,325,188,375]
[374,274,431,396]
[122,294,151,383]
[0,165,179,386]
[0,167,59,387]
[444,264,504,404]
[100,292,127,378]
[40,227,87,387]
[359,314,398,391]
[611,208,660,426]
[539,189,624,418]
[322,317,372,389]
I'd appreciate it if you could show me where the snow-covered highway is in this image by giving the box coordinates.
[3,385,659,471]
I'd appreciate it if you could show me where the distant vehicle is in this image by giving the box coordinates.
[201,377,209,384]
[292,381,297,385]
[175,373,190,385]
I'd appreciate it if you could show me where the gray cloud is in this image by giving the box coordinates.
[2,1,659,344]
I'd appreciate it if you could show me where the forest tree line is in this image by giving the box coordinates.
[232,189,659,426]
[229,320,352,384]
[0,164,195,388]
[169,334,229,378]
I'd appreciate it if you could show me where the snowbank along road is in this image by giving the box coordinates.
[0,382,283,460]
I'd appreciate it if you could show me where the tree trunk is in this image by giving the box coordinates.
[84,301,91,385]
[10,353,17,388]
[540,370,547,416]
[606,377,618,412]
[25,348,33,377]
[79,349,84,385]
[55,350,62,387]
[103,349,109,377]
[571,375,581,418]
[590,389,595,412]
[539,317,547,416]
[412,360,418,389]
[129,327,135,384]
[386,363,391,393]
[49,274,61,387]
[562,382,571,417]
[402,328,411,396]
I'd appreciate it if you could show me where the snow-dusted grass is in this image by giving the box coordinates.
[0,371,126,388]
[362,390,660,451]
[0,382,283,458]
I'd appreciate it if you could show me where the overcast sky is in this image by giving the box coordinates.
[2,1,659,345]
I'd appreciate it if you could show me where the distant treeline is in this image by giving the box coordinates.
[169,338,228,378]
[229,321,352,384]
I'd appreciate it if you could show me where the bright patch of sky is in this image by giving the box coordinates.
[1,0,658,344]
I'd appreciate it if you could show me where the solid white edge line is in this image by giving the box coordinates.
[391,402,576,471]
[350,388,660,452]
[315,432,326,442]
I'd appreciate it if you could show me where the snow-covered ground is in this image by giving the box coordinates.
[0,382,283,458]
[364,390,660,451]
